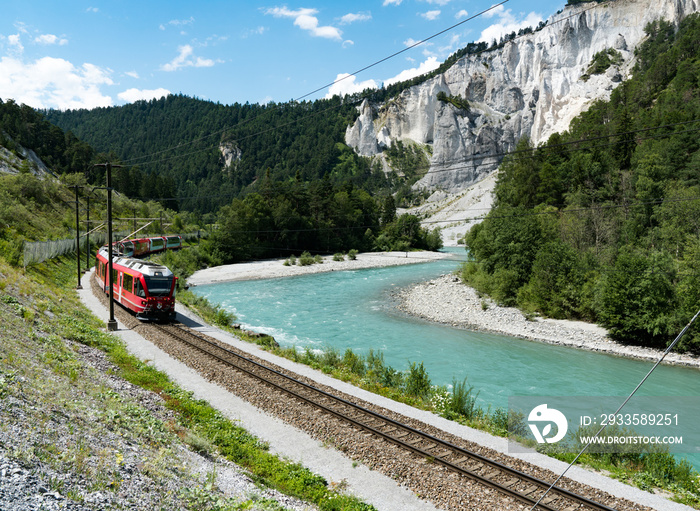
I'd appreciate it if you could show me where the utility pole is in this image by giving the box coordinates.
[85,195,91,271]
[95,162,122,331]
[66,185,83,289]
[106,163,118,331]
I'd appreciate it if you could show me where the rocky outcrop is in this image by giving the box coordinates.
[0,138,54,177]
[219,141,241,171]
[346,0,699,193]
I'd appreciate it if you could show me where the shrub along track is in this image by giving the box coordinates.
[93,279,653,511]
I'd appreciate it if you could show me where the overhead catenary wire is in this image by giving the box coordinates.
[119,118,700,210]
[529,306,700,511]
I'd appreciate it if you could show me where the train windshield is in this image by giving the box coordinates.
[144,276,173,297]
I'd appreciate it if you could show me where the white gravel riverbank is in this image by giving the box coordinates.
[397,274,700,369]
[187,251,453,286]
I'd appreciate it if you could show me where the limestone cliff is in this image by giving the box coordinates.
[346,0,699,193]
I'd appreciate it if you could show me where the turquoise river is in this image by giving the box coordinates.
[192,249,700,468]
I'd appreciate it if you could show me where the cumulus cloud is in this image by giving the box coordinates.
[265,7,342,40]
[384,56,440,86]
[325,73,378,98]
[161,45,216,71]
[477,9,543,44]
[7,34,24,53]
[118,87,170,103]
[35,34,68,46]
[340,12,372,24]
[455,9,469,19]
[0,56,113,109]
[383,0,402,5]
[421,10,441,21]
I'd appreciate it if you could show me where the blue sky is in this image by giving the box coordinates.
[0,0,565,110]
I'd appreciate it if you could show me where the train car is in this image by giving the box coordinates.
[165,235,183,250]
[132,238,151,257]
[148,236,166,253]
[116,240,134,257]
[95,246,177,321]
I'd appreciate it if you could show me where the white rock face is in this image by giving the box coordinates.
[346,0,699,193]
[219,141,241,170]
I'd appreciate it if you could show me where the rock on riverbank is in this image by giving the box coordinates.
[397,274,700,369]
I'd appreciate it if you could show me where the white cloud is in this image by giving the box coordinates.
[0,56,113,110]
[340,12,372,24]
[325,73,378,98]
[404,38,420,47]
[34,34,68,46]
[455,9,469,19]
[160,16,195,31]
[8,34,24,53]
[265,7,342,40]
[483,4,506,18]
[86,7,99,13]
[421,10,441,21]
[383,0,402,5]
[342,39,354,48]
[124,70,140,79]
[160,45,216,72]
[384,56,440,86]
[478,9,543,44]
[243,26,267,38]
[118,87,170,103]
[425,0,451,4]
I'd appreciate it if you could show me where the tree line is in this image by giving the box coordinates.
[211,176,441,263]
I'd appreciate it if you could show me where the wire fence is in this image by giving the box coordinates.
[23,231,206,267]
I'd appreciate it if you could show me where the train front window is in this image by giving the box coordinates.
[144,276,172,297]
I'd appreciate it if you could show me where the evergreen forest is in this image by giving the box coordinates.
[462,15,700,352]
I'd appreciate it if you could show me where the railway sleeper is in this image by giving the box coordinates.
[518,484,538,496]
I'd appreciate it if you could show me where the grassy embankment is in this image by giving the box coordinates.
[0,254,377,510]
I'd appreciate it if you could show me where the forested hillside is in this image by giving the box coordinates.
[44,95,396,213]
[462,15,700,352]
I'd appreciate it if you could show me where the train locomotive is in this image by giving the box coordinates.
[95,245,178,321]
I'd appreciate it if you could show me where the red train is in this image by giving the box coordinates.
[115,235,182,257]
[95,246,178,321]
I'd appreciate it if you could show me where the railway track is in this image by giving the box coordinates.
[152,322,619,511]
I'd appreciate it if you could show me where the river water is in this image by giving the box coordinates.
[192,250,700,467]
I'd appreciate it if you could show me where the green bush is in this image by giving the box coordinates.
[449,378,479,419]
[298,251,315,266]
[404,361,431,400]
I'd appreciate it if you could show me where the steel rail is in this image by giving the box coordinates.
[154,323,618,511]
